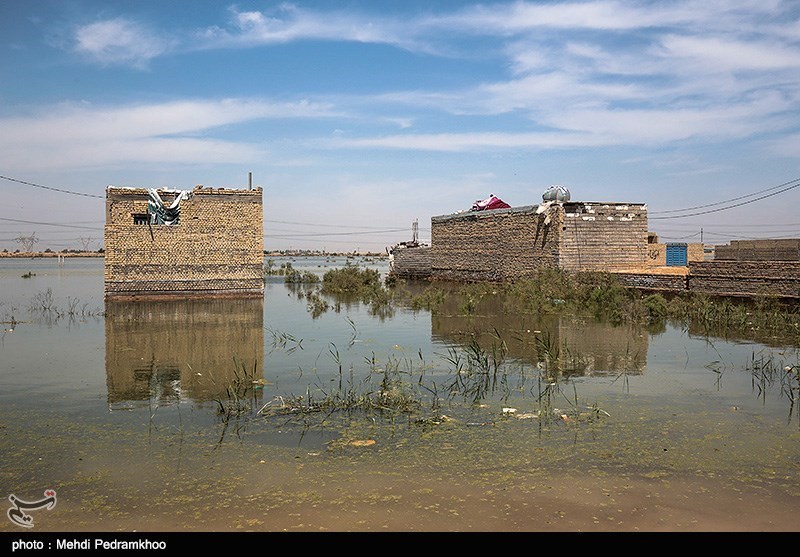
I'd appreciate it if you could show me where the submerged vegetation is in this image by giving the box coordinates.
[14,259,800,443]
[398,268,800,345]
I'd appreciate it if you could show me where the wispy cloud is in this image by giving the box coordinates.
[56,1,800,158]
[73,17,174,69]
[0,98,340,171]
[195,4,432,53]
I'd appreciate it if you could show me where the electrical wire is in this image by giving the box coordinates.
[0,174,103,199]
[650,177,800,219]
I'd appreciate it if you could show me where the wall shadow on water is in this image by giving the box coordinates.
[104,297,265,407]
[429,293,648,377]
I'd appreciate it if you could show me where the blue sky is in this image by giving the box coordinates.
[2,0,800,253]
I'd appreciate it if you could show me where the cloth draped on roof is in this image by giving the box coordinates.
[471,194,511,211]
[147,189,192,225]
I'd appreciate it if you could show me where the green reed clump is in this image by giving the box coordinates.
[264,260,295,276]
[284,269,320,284]
[744,349,800,421]
[408,286,446,312]
[212,357,264,419]
[666,293,800,342]
[505,268,578,314]
[322,264,382,293]
[642,293,669,322]
[321,264,396,316]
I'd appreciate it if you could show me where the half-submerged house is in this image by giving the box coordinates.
[429,197,649,282]
[104,185,264,300]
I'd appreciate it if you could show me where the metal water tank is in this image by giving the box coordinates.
[542,185,570,202]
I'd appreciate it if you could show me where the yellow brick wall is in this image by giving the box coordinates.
[104,186,264,299]
[430,202,648,280]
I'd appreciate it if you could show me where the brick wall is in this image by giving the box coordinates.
[558,203,648,271]
[645,243,705,267]
[429,202,647,281]
[714,239,800,261]
[391,246,432,279]
[104,186,264,299]
[614,271,688,292]
[430,205,560,281]
[688,260,800,299]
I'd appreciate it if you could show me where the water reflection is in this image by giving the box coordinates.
[104,298,264,408]
[431,295,648,376]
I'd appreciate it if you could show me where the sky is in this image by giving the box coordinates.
[1,0,800,253]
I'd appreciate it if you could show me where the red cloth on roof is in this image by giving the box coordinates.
[472,194,511,211]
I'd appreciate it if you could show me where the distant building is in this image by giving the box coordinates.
[104,185,264,300]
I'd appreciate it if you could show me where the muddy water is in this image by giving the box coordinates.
[0,257,799,532]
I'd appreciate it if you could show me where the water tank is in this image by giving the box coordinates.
[542,185,570,202]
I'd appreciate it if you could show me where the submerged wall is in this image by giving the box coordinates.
[391,246,433,279]
[430,205,560,282]
[104,186,264,300]
[429,201,648,281]
[688,260,800,299]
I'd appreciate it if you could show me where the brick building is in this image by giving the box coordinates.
[428,201,648,282]
[104,185,264,300]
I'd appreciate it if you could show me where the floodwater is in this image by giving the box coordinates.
[0,256,799,533]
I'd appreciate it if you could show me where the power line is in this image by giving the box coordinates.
[267,219,431,231]
[650,177,800,220]
[0,217,101,230]
[0,174,103,199]
[265,228,408,238]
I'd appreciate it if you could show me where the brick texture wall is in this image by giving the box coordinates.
[645,243,705,266]
[430,205,560,281]
[104,186,264,299]
[688,260,800,299]
[429,202,647,281]
[714,239,800,261]
[391,246,433,279]
[558,203,648,272]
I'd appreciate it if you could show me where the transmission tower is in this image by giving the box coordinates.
[14,233,39,252]
[78,237,94,251]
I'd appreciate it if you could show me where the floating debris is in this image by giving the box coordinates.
[349,439,376,447]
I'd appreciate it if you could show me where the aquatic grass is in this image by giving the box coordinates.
[212,357,264,420]
[408,287,446,312]
[266,327,304,354]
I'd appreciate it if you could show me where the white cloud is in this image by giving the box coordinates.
[656,35,800,72]
[0,98,340,171]
[333,131,615,152]
[73,17,173,68]
[194,4,430,53]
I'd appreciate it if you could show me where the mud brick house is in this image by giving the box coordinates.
[104,185,264,300]
[687,238,800,299]
[428,201,648,282]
